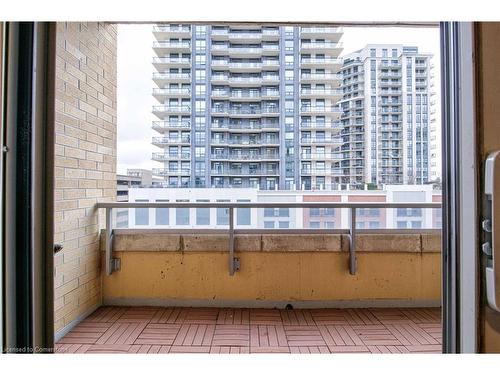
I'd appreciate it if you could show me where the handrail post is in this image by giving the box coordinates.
[105,207,120,275]
[228,207,238,276]
[349,207,357,275]
[105,207,113,275]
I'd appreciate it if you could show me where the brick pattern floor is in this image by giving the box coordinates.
[55,306,442,354]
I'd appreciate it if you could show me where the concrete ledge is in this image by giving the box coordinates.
[262,234,341,252]
[355,234,421,253]
[114,233,181,252]
[421,233,442,253]
[103,231,441,254]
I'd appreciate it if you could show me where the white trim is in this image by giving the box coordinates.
[54,303,100,343]
[458,22,477,353]
[103,297,441,309]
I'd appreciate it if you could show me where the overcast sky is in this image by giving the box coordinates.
[116,25,441,175]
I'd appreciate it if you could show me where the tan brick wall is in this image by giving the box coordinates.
[53,22,117,335]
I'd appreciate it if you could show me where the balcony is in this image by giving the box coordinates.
[152,72,191,86]
[152,57,191,70]
[211,152,279,161]
[152,41,191,54]
[152,88,191,101]
[56,199,442,354]
[152,25,191,40]
[300,41,343,53]
[211,168,279,176]
[211,122,280,132]
[153,167,191,176]
[152,105,191,119]
[300,57,343,69]
[152,120,191,133]
[300,136,340,145]
[152,152,191,161]
[300,88,343,99]
[152,136,191,146]
[300,106,342,116]
[300,73,340,83]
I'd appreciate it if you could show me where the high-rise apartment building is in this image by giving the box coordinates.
[333,44,436,189]
[151,24,343,190]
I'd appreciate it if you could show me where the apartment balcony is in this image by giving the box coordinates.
[300,153,339,161]
[211,138,279,146]
[211,152,280,161]
[211,107,279,118]
[228,32,263,43]
[300,26,343,39]
[300,88,343,100]
[152,41,191,54]
[152,105,191,119]
[152,136,191,147]
[211,122,280,132]
[228,76,264,87]
[227,91,262,101]
[262,75,280,84]
[152,152,191,162]
[379,100,402,106]
[152,120,191,133]
[228,46,263,58]
[262,29,280,39]
[228,62,263,72]
[152,57,191,70]
[300,57,343,69]
[379,80,401,88]
[300,136,340,145]
[152,88,191,101]
[152,25,191,40]
[153,167,192,176]
[261,90,280,99]
[262,44,280,55]
[300,41,343,54]
[152,72,191,86]
[300,121,340,130]
[301,74,342,85]
[211,168,279,176]
[56,198,442,354]
[262,59,280,69]
[300,106,342,116]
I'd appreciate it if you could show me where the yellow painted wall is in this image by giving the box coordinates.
[102,251,441,304]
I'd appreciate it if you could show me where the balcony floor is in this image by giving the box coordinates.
[55,306,442,354]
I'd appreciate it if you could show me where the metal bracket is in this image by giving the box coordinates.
[105,208,120,275]
[228,207,239,276]
[348,207,357,275]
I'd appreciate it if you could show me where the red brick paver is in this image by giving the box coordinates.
[56,306,442,354]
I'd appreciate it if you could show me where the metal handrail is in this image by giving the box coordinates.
[97,201,441,277]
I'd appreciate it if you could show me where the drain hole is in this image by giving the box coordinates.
[285,304,294,310]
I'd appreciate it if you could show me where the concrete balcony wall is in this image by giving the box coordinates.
[101,231,441,307]
[53,22,117,338]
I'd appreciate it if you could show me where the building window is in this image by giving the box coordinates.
[217,200,230,225]
[195,199,210,225]
[155,200,169,225]
[135,199,149,226]
[176,200,190,225]
[237,199,251,225]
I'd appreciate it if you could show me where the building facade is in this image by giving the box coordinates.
[151,24,344,190]
[334,44,436,189]
[126,185,441,229]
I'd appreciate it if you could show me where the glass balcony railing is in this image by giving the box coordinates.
[152,136,191,145]
[153,25,191,33]
[152,57,191,65]
[153,41,191,48]
[152,73,191,80]
[152,105,191,113]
